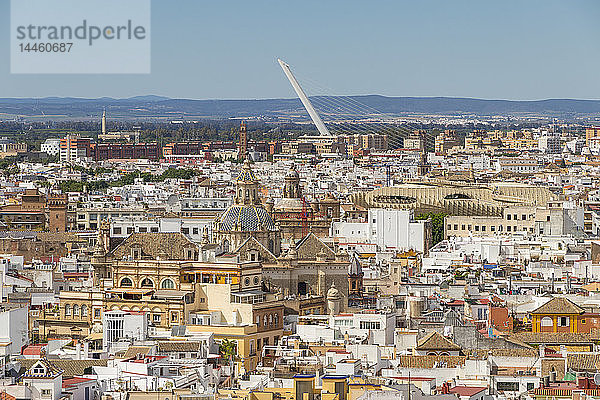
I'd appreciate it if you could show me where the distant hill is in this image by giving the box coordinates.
[1,95,599,120]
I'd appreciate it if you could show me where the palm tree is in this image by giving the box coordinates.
[219,339,237,387]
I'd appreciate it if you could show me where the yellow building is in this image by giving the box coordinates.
[218,375,387,400]
[531,297,585,333]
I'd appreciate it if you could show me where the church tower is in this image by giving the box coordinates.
[348,253,363,296]
[283,164,302,199]
[238,121,248,159]
[215,159,281,256]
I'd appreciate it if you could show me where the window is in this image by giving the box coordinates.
[193,227,199,235]
[65,304,71,316]
[132,248,141,259]
[359,321,381,330]
[582,318,586,324]
[522,214,526,220]
[527,383,535,391]
[139,227,147,233]
[73,304,80,316]
[151,227,158,233]
[94,308,101,319]
[254,276,259,285]
[161,279,175,289]
[245,277,250,286]
[41,389,52,398]
[171,312,179,322]
[153,314,161,323]
[127,227,134,234]
[541,316,553,326]
[182,227,189,234]
[140,278,154,288]
[82,305,88,317]
[113,227,122,235]
[559,316,569,327]
[507,214,511,220]
[120,277,133,287]
[497,382,519,392]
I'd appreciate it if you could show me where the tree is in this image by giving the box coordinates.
[219,338,237,387]
[416,212,447,246]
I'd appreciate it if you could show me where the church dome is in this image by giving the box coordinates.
[236,159,257,183]
[216,204,276,232]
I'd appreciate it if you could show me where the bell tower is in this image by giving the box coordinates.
[238,121,248,159]
[283,164,302,199]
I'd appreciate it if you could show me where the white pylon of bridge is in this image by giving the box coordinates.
[277,58,331,136]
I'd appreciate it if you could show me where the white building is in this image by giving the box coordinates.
[332,209,430,253]
[111,216,214,243]
[102,310,148,353]
[41,138,61,156]
[538,135,561,154]
[0,305,29,356]
[496,158,540,173]
[297,311,396,346]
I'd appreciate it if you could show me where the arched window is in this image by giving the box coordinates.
[161,278,175,289]
[541,316,553,327]
[140,278,154,288]
[81,305,88,317]
[65,304,71,316]
[264,315,268,326]
[73,304,80,316]
[274,313,279,326]
[120,277,133,287]
[269,314,273,327]
[223,239,230,253]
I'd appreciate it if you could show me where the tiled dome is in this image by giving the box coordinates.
[236,160,257,183]
[216,204,276,232]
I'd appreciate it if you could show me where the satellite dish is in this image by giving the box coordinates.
[593,373,600,386]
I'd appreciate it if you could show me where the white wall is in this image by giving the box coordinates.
[0,307,28,356]
[332,209,427,253]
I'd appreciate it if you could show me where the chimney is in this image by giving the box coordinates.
[76,341,81,360]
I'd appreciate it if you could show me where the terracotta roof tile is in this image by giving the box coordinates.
[398,355,465,368]
[532,297,584,315]
[416,331,461,351]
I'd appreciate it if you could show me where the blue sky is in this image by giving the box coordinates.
[0,0,599,100]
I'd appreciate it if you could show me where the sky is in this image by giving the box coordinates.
[0,0,599,100]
